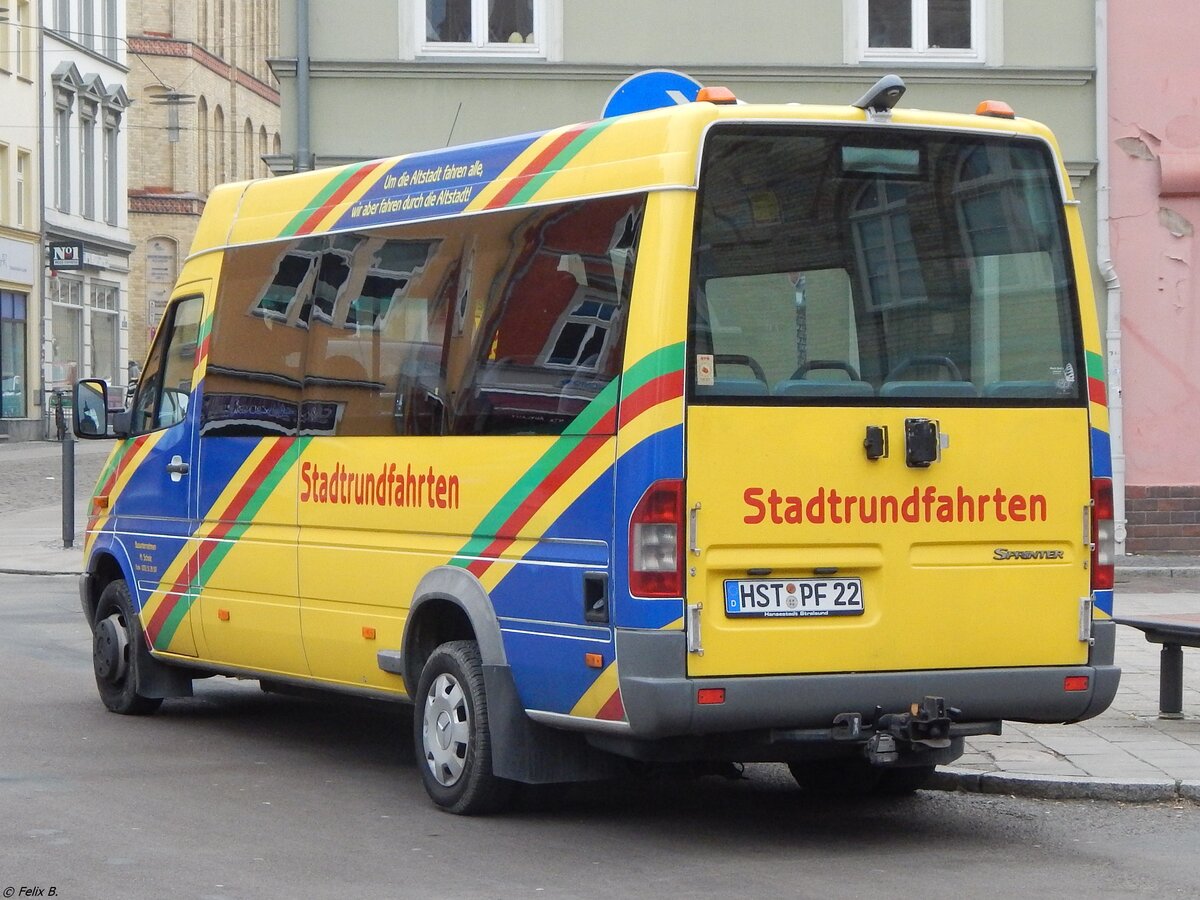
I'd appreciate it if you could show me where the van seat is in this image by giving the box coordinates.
[772,379,875,397]
[983,380,1060,399]
[697,378,770,396]
[879,381,979,398]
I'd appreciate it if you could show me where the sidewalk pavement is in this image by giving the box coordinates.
[2,440,1198,802]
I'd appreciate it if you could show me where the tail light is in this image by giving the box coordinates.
[629,479,685,598]
[1091,477,1115,591]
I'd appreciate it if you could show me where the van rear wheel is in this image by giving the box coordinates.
[876,764,937,795]
[788,759,882,796]
[92,579,163,716]
[414,640,514,815]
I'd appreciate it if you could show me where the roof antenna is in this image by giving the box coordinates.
[852,74,906,120]
[445,101,463,147]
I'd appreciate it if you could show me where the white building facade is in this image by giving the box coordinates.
[42,0,133,424]
[0,0,40,439]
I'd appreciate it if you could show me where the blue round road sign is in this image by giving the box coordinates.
[603,69,704,119]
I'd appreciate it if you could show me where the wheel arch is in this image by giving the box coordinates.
[81,540,136,628]
[399,566,507,695]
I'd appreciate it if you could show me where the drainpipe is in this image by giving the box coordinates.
[296,0,312,171]
[1095,0,1127,552]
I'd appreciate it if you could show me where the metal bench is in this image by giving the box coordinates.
[1114,614,1200,719]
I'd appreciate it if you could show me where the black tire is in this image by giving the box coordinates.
[876,764,936,795]
[92,579,163,715]
[413,640,515,815]
[788,758,882,796]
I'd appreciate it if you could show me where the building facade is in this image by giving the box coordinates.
[42,0,133,427]
[1108,1,1200,554]
[0,0,40,439]
[270,1,1099,207]
[126,0,281,365]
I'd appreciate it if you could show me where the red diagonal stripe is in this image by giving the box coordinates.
[618,370,684,429]
[96,434,151,499]
[1088,376,1107,407]
[596,689,625,721]
[484,126,588,210]
[464,375,683,579]
[294,161,385,236]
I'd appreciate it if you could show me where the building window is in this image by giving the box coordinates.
[79,0,94,49]
[0,144,8,226]
[417,0,559,58]
[103,0,119,59]
[91,281,120,384]
[857,0,983,63]
[103,112,120,225]
[0,7,10,64]
[215,0,225,57]
[243,118,254,180]
[214,105,226,185]
[80,105,97,220]
[1,291,28,418]
[55,0,70,33]
[197,97,209,194]
[16,150,29,227]
[50,275,85,387]
[54,94,73,213]
[16,1,32,79]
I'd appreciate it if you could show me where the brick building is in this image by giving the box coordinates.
[126,0,280,364]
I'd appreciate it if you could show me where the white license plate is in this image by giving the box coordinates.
[723,578,864,618]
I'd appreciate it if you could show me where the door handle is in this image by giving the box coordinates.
[166,455,190,481]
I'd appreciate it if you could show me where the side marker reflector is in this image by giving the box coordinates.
[1064,676,1089,693]
[697,688,726,705]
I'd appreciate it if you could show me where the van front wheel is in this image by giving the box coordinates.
[414,640,514,815]
[92,579,163,715]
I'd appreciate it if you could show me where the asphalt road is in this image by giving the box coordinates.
[3,572,1198,900]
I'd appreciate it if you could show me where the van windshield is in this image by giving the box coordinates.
[690,125,1084,404]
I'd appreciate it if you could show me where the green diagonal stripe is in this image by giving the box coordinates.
[281,166,368,237]
[449,344,685,567]
[508,121,612,207]
[1085,351,1105,381]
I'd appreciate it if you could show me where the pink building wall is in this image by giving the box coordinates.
[1109,2,1200,552]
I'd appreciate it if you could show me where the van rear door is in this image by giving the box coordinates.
[685,124,1093,679]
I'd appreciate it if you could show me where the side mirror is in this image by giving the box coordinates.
[73,379,112,439]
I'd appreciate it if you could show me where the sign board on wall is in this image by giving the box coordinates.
[0,237,35,285]
[49,241,84,271]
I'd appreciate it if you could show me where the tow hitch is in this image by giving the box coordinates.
[878,696,956,750]
[770,696,999,766]
[862,696,957,766]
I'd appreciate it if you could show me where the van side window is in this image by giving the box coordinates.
[446,195,644,436]
[302,236,440,436]
[130,295,203,434]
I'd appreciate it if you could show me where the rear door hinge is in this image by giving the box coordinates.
[1079,597,1094,644]
[686,602,703,654]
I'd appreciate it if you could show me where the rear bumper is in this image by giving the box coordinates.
[615,627,1121,740]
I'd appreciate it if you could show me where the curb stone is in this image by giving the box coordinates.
[931,768,1183,802]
